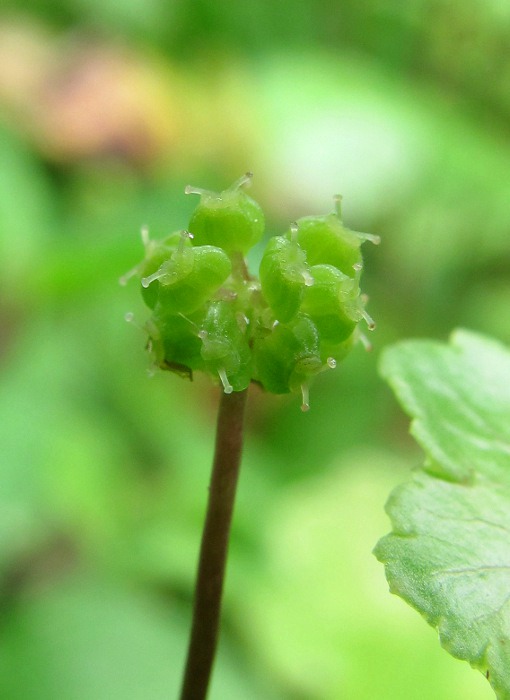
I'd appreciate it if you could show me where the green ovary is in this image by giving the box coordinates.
[259,236,312,323]
[199,301,252,392]
[301,264,358,343]
[291,213,363,277]
[154,245,231,315]
[253,314,322,395]
[149,309,205,373]
[188,190,264,255]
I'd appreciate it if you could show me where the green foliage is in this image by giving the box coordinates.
[126,176,378,409]
[376,330,510,698]
[245,452,492,700]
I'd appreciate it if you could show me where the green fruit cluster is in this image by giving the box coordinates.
[123,175,379,410]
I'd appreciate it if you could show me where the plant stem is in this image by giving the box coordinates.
[179,387,249,700]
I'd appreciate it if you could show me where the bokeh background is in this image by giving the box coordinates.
[1,1,509,698]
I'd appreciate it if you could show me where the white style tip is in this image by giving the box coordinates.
[353,230,381,245]
[218,367,233,394]
[119,266,137,286]
[141,266,167,288]
[302,270,314,287]
[231,172,253,190]
[300,384,310,412]
[360,308,376,331]
[333,194,343,218]
[184,184,207,196]
[358,332,372,352]
[140,224,150,246]
[124,312,145,333]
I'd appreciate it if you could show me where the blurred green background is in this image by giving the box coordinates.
[0,1,509,698]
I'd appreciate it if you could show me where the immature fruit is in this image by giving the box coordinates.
[123,178,378,409]
[143,232,232,315]
[199,300,252,393]
[120,228,184,309]
[253,314,328,410]
[319,331,356,366]
[148,308,205,375]
[186,173,265,255]
[289,197,380,278]
[259,231,313,323]
[300,264,358,344]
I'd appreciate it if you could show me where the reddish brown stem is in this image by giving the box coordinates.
[179,388,248,700]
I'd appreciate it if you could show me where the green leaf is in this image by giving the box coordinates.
[375,330,510,698]
[244,451,492,700]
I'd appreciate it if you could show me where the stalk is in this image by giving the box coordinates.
[179,387,249,700]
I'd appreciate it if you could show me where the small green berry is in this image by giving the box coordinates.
[120,228,185,309]
[289,196,380,278]
[199,300,252,393]
[259,227,313,323]
[142,232,232,315]
[148,308,205,375]
[253,314,330,411]
[186,173,265,255]
[300,264,358,344]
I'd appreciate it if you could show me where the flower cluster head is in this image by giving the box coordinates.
[122,174,379,411]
